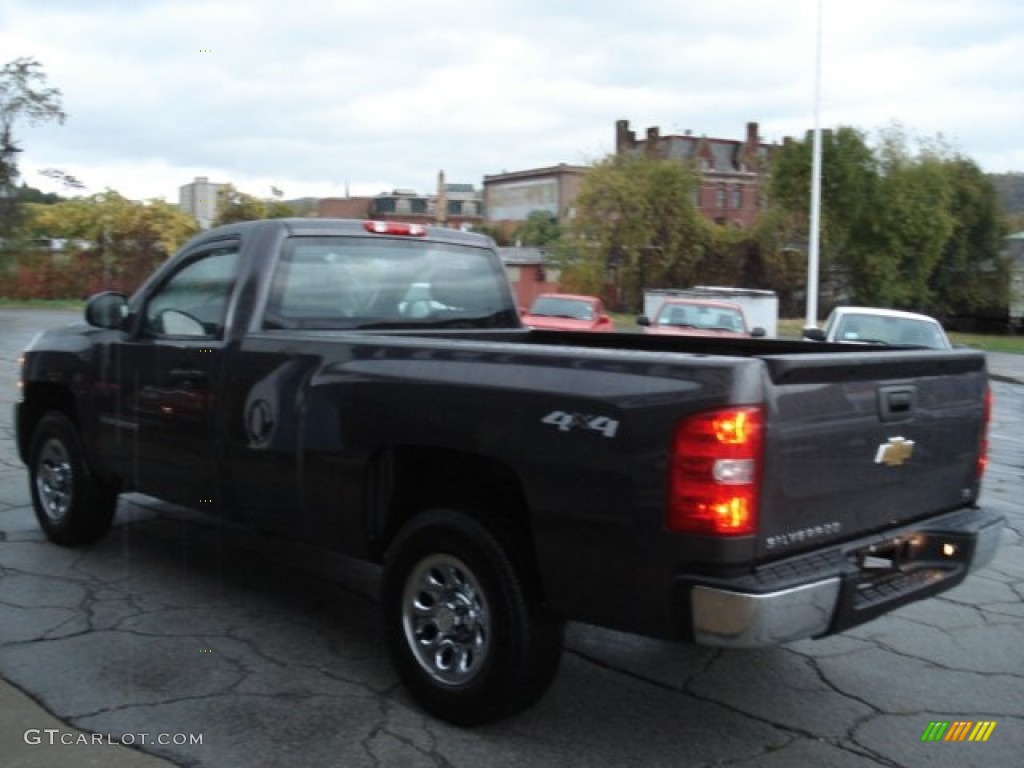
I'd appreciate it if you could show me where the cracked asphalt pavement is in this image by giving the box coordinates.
[1,309,1021,767]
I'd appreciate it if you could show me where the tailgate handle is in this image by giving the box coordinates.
[170,367,207,383]
[878,386,915,422]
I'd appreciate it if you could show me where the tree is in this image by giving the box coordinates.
[0,58,66,236]
[17,190,198,296]
[767,126,880,308]
[214,185,297,225]
[764,123,1006,318]
[560,153,708,308]
[14,181,63,205]
[38,167,85,193]
[930,156,1008,318]
[469,223,509,246]
[744,208,809,317]
[511,210,561,247]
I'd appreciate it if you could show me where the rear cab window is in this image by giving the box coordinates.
[262,236,518,330]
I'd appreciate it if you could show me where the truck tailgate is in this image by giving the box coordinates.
[756,349,988,560]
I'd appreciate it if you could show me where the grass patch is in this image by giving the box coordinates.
[776,318,808,339]
[0,298,85,311]
[609,311,642,331]
[946,332,1024,354]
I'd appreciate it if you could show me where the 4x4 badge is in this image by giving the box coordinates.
[875,436,915,466]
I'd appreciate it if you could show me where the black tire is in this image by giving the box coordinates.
[28,411,118,546]
[381,508,564,725]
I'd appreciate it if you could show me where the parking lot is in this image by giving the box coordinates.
[1,309,1022,767]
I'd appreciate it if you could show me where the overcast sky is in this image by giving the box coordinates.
[3,0,1022,203]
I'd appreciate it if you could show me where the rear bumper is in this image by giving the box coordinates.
[682,506,1004,648]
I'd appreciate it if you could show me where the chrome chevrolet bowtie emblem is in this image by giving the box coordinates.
[875,436,915,466]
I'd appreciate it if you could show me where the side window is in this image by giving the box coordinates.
[143,246,240,338]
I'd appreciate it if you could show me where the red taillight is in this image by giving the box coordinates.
[977,385,992,480]
[362,220,427,236]
[667,406,764,535]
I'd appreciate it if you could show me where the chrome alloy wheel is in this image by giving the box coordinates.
[35,437,73,523]
[401,553,491,687]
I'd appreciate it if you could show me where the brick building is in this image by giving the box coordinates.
[615,119,777,229]
[482,164,588,241]
[316,172,484,230]
[497,246,561,309]
[316,196,372,219]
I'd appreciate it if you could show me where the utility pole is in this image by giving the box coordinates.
[805,0,824,329]
[435,170,447,227]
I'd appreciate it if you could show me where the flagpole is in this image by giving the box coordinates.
[805,0,823,329]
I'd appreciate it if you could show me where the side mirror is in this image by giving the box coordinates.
[750,327,766,338]
[802,327,826,342]
[85,292,129,330]
[636,316,651,327]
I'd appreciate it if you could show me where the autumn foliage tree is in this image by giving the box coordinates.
[0,57,66,238]
[7,191,198,298]
[214,185,296,225]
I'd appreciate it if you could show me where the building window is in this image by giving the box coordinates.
[716,184,727,209]
[395,198,411,214]
[731,185,743,209]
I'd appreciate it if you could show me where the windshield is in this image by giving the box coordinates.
[263,236,517,330]
[833,314,949,348]
[655,302,744,332]
[528,297,594,320]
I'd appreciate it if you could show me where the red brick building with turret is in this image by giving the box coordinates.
[615,119,778,229]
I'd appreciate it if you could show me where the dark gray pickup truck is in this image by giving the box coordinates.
[15,218,1002,724]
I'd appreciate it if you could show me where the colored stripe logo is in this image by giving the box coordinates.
[921,721,997,742]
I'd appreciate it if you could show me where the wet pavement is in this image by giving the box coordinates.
[1,309,1022,767]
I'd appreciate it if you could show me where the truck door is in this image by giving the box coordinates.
[96,242,240,507]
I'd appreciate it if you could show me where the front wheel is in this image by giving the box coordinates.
[381,509,563,725]
[28,411,118,546]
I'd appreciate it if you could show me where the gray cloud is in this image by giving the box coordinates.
[3,0,1022,201]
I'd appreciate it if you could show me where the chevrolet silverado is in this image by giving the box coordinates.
[15,218,1002,725]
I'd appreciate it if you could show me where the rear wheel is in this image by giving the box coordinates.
[28,411,118,546]
[382,508,563,725]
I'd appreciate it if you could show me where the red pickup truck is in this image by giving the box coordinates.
[638,297,767,338]
[522,293,615,332]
